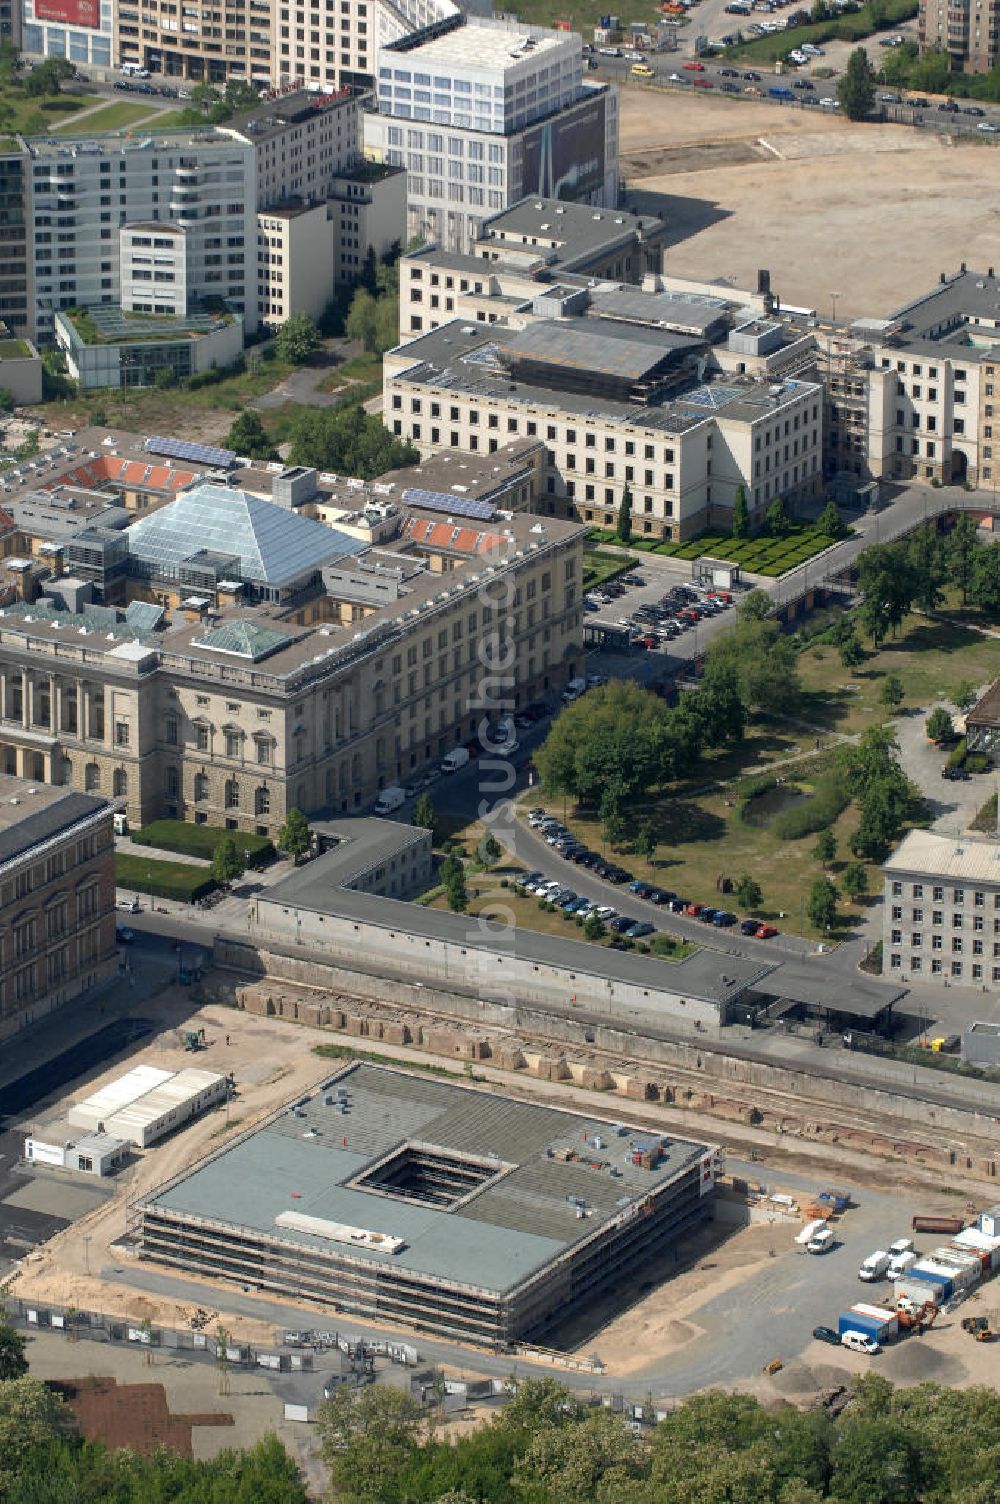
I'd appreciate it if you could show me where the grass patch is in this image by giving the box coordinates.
[115,852,217,903]
[131,818,274,864]
[0,339,32,359]
[313,1043,459,1077]
[583,546,631,592]
[971,793,998,832]
[318,351,383,392]
[724,0,916,61]
[4,90,97,135]
[57,101,157,133]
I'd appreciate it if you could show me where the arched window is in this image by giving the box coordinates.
[85,762,100,792]
[255,786,270,816]
[113,768,127,798]
[194,772,208,802]
[225,778,240,810]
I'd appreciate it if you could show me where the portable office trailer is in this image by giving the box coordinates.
[67,1066,173,1133]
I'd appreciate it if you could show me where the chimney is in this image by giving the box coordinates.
[757,268,771,296]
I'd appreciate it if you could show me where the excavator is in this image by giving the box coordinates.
[961,1315,994,1342]
[896,1298,939,1335]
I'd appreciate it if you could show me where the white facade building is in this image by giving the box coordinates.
[364,18,618,253]
[27,130,258,342]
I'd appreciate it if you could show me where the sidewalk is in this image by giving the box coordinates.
[116,835,209,867]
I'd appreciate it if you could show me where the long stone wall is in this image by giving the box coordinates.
[215,939,1000,1183]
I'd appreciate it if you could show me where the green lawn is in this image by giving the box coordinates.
[131,817,274,864]
[115,852,217,903]
[2,89,97,135]
[723,0,916,61]
[587,523,845,577]
[58,101,160,133]
[0,339,32,359]
[523,603,998,939]
[583,546,631,592]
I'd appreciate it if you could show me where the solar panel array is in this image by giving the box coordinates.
[145,435,236,469]
[402,487,495,521]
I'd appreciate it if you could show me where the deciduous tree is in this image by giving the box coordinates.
[211,835,245,885]
[736,874,762,910]
[838,46,875,119]
[277,807,312,863]
[807,877,838,931]
[926,706,954,743]
[275,311,321,365]
[842,862,869,902]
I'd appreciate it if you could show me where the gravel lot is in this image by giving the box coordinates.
[619,89,1000,317]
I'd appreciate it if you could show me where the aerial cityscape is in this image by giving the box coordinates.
[1,0,1000,1495]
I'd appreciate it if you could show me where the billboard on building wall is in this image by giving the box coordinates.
[520,92,607,202]
[34,0,101,24]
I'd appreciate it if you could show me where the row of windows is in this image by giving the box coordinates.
[889,953,1000,980]
[890,881,999,905]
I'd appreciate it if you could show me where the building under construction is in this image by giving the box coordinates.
[134,1063,719,1347]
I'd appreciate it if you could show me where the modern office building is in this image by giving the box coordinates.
[883,829,1000,988]
[364,17,619,253]
[0,148,32,341]
[114,0,268,84]
[0,775,116,1044]
[21,0,113,71]
[135,1062,720,1346]
[0,434,584,833]
[384,315,823,539]
[919,0,999,72]
[54,302,243,390]
[24,130,258,344]
[225,88,406,328]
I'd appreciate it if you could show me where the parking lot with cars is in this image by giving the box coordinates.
[586,569,737,656]
[516,805,782,947]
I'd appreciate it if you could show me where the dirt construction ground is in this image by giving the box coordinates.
[619,88,1000,318]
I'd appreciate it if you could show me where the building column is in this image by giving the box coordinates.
[21,674,29,729]
[81,682,90,741]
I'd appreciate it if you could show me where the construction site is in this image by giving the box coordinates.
[132,1062,720,1348]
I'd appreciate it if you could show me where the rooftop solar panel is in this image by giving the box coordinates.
[402,487,495,521]
[145,436,236,469]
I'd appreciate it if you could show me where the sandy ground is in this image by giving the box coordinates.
[618,89,1000,317]
[564,1221,779,1375]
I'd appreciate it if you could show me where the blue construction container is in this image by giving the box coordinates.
[838,1310,886,1340]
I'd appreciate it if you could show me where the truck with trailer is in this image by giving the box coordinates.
[796,1218,829,1246]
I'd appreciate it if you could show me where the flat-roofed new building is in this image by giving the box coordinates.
[364,18,618,254]
[882,829,1000,989]
[136,1061,721,1346]
[0,775,116,1043]
[384,319,823,540]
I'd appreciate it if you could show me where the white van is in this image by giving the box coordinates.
[806,1226,835,1254]
[561,676,587,704]
[841,1330,880,1354]
[121,62,151,77]
[374,786,406,816]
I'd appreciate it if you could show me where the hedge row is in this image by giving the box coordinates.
[115,852,218,903]
[131,818,275,865]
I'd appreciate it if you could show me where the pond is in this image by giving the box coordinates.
[741,783,806,827]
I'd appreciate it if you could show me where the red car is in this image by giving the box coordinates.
[682,59,705,70]
[693,77,714,87]
[685,902,703,916]
[755,924,778,939]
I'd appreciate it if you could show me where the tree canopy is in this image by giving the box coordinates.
[838,46,875,119]
[274,311,321,365]
[286,402,418,479]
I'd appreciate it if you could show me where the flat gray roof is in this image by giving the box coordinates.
[478,197,663,269]
[262,851,774,1007]
[501,318,698,382]
[310,816,428,886]
[148,1062,711,1295]
[889,269,1000,361]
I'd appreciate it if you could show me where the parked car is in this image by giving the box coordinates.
[698,907,719,923]
[682,59,705,69]
[610,916,637,933]
[628,880,652,896]
[626,920,655,938]
[813,1325,841,1346]
[684,902,703,916]
[755,923,779,939]
[740,917,762,935]
[712,910,737,926]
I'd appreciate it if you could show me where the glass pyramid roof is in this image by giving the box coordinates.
[125,482,362,587]
[196,620,292,662]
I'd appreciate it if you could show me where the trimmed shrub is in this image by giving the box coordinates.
[132,818,275,865]
[115,853,217,903]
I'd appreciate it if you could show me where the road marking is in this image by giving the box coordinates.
[757,137,784,159]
